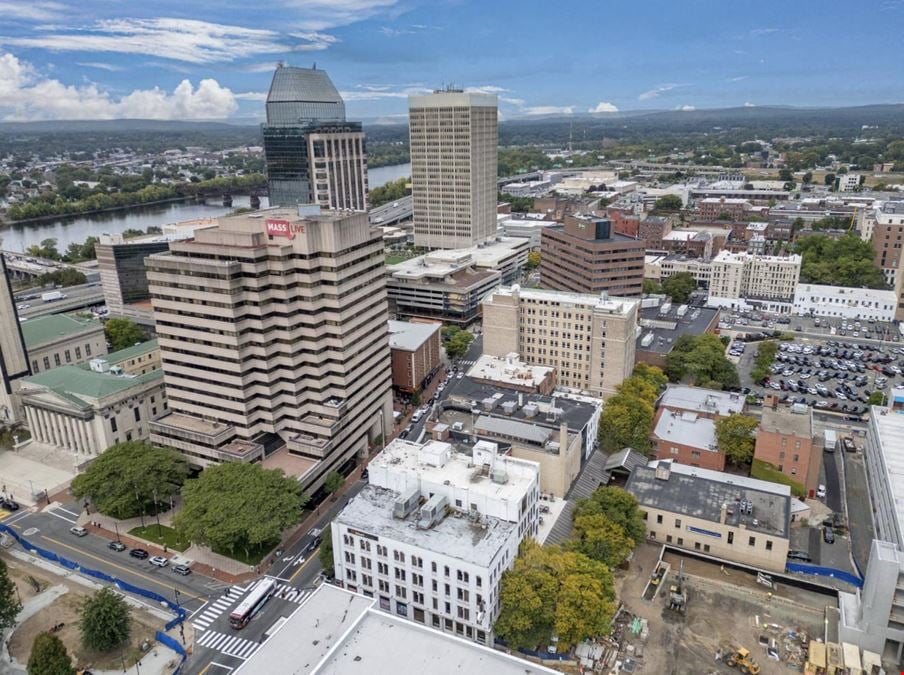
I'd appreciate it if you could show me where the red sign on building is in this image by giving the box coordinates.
[266,219,305,239]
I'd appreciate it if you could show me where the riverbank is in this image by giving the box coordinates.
[0,196,191,228]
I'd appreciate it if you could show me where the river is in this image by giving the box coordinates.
[0,163,411,252]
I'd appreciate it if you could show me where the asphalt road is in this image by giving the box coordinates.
[369,195,412,226]
[185,478,369,675]
[4,499,217,614]
[16,283,106,318]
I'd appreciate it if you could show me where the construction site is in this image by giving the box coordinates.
[607,543,836,674]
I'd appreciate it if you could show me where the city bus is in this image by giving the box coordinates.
[229,578,276,630]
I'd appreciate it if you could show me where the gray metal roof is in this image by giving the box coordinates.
[387,320,440,352]
[474,414,553,445]
[626,460,791,538]
[603,447,648,474]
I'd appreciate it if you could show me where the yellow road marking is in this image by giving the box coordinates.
[41,535,205,602]
[289,548,319,583]
[0,510,11,521]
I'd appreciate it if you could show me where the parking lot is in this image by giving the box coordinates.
[734,335,904,418]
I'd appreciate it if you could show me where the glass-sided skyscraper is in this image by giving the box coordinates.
[263,65,368,210]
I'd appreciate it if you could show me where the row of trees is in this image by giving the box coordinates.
[369,177,409,208]
[597,363,667,454]
[70,442,306,559]
[643,272,697,303]
[103,318,147,352]
[442,325,475,360]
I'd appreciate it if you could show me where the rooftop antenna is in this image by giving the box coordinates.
[312,62,317,69]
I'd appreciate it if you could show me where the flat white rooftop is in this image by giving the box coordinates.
[653,409,717,452]
[869,407,904,539]
[370,439,536,504]
[387,320,441,352]
[235,584,558,675]
[493,284,639,315]
[712,250,802,265]
[388,237,529,279]
[467,353,553,388]
[660,385,745,418]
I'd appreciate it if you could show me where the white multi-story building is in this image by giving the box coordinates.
[838,174,862,192]
[332,439,540,646]
[839,404,904,664]
[792,283,896,323]
[707,250,801,313]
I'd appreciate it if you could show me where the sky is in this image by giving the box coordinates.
[0,0,901,123]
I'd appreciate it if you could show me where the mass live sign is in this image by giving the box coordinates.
[266,219,305,239]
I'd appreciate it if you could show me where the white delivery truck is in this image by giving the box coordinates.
[824,428,837,453]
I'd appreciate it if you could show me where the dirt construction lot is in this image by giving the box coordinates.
[616,544,832,675]
[4,554,164,671]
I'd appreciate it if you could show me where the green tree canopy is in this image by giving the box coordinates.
[653,195,683,211]
[35,268,87,288]
[642,278,661,295]
[0,558,21,633]
[174,463,306,558]
[26,238,60,260]
[319,524,335,577]
[665,333,740,390]
[494,541,616,650]
[525,251,541,271]
[71,442,190,519]
[80,588,131,652]
[103,317,146,351]
[571,513,634,568]
[442,325,474,360]
[573,487,646,545]
[323,471,344,496]
[369,177,409,208]
[597,371,663,453]
[715,413,759,466]
[632,363,668,391]
[661,272,697,303]
[28,633,75,675]
[794,233,887,289]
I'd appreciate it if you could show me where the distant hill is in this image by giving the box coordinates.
[0,119,259,133]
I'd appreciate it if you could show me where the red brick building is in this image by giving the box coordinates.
[754,407,820,495]
[388,320,442,393]
[652,408,725,471]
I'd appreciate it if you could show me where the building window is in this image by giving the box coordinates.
[85,344,92,356]
[110,418,118,433]
[125,431,133,441]
[43,357,50,370]
[766,540,773,551]
[748,536,756,547]
[694,542,701,551]
[64,350,72,363]
[677,537,683,546]
[674,519,681,528]
[703,544,710,553]
[133,408,141,422]
[656,514,663,524]
[727,532,734,545]
[54,354,61,366]
[666,535,673,543]
[75,347,82,360]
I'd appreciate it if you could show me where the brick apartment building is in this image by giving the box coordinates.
[539,214,646,296]
[652,408,725,471]
[387,320,442,393]
[754,406,820,495]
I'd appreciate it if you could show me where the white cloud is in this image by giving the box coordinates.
[291,31,339,51]
[339,84,431,101]
[589,101,618,113]
[675,105,696,111]
[282,0,402,31]
[638,83,680,101]
[523,106,573,116]
[235,91,268,101]
[727,75,748,82]
[744,101,757,107]
[750,27,782,36]
[76,62,123,72]
[0,52,238,120]
[0,18,292,64]
[0,1,65,21]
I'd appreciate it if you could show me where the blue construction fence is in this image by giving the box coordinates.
[785,561,863,588]
[0,523,189,670]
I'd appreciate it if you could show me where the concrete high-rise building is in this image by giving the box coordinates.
[0,257,30,425]
[482,285,639,398]
[409,90,498,249]
[263,65,368,211]
[707,250,801,313]
[146,207,392,491]
[539,214,646,297]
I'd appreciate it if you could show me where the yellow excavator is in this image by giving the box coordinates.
[725,646,762,675]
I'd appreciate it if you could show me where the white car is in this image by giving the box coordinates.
[816,485,827,499]
[149,556,169,567]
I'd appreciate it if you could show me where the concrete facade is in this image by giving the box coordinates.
[0,256,31,425]
[708,250,801,313]
[792,283,897,323]
[409,91,498,249]
[332,439,539,645]
[627,460,791,573]
[146,207,392,491]
[482,285,639,398]
[539,214,646,297]
[21,315,107,374]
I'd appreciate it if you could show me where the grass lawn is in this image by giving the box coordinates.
[750,459,806,498]
[211,542,274,567]
[128,524,189,552]
[385,254,410,265]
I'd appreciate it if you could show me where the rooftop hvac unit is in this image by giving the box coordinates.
[392,486,421,520]
[417,494,449,529]
[501,401,517,415]
[640,332,655,348]
[89,358,110,373]
[523,403,539,418]
[491,467,508,484]
[676,304,689,318]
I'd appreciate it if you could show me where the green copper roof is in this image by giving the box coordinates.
[20,314,101,348]
[106,339,159,365]
[23,365,162,401]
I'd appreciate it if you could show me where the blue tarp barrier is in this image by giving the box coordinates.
[785,562,863,587]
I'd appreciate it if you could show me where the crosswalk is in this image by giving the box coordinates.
[192,580,313,633]
[192,592,241,631]
[196,630,260,660]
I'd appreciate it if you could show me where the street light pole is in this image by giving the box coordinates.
[114,521,120,543]
[133,484,145,528]
[152,487,161,533]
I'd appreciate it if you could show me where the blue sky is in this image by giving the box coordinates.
[0,0,901,122]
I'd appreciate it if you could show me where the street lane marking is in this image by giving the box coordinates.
[288,550,318,583]
[40,535,204,601]
[55,506,80,518]
[45,509,77,524]
[192,592,244,631]
[197,630,258,659]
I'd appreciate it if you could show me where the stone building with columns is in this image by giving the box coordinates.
[18,340,165,464]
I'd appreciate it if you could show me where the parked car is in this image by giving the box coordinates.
[787,550,812,562]
[816,484,827,499]
[172,564,192,576]
[69,526,88,537]
[129,548,149,559]
[1,498,19,511]
[149,556,169,567]
[108,541,127,552]
[823,526,835,544]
